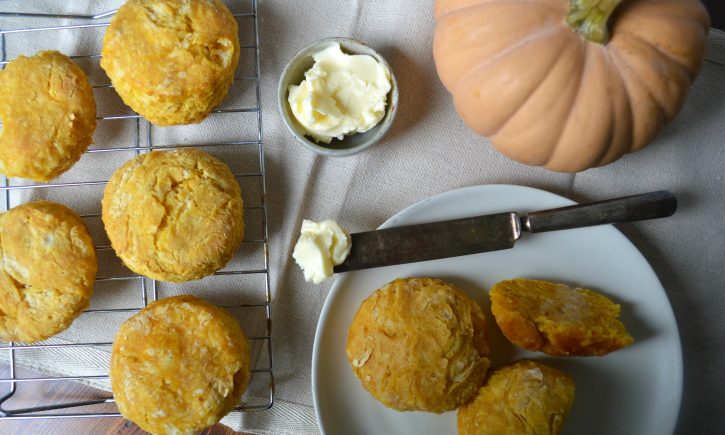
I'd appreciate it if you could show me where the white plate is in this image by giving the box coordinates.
[312,184,682,435]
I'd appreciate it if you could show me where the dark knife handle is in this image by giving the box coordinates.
[522,190,677,234]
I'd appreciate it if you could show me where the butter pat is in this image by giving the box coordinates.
[288,43,392,143]
[292,219,352,284]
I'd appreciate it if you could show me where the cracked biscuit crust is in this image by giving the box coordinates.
[0,51,96,181]
[101,0,240,126]
[458,360,575,435]
[111,295,251,435]
[490,279,634,356]
[102,149,244,282]
[346,277,491,413]
[0,201,97,342]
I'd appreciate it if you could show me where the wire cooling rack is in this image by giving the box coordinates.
[0,0,274,420]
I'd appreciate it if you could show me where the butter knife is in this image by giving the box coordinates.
[333,190,676,272]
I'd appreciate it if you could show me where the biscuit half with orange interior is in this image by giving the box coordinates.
[490,278,633,356]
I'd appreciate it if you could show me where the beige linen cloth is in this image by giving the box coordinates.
[0,1,724,434]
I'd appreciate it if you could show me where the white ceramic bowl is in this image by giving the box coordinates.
[277,37,399,157]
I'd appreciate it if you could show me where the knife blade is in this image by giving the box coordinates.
[333,190,676,273]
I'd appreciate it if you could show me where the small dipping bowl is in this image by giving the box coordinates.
[278,37,399,157]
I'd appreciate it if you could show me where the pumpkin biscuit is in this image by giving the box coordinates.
[0,202,97,342]
[0,50,96,181]
[346,277,491,413]
[101,0,240,125]
[458,360,576,435]
[111,295,251,435]
[490,279,633,356]
[102,149,244,282]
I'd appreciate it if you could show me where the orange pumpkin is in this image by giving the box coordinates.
[433,0,710,172]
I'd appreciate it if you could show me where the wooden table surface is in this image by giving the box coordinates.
[0,3,722,434]
[0,366,240,435]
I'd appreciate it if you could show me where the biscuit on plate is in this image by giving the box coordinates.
[346,277,491,413]
[102,148,244,282]
[101,0,240,125]
[490,278,634,356]
[111,295,250,435]
[0,202,96,342]
[0,50,96,181]
[458,360,575,435]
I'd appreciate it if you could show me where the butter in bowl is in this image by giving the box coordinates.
[278,37,398,157]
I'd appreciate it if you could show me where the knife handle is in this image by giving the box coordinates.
[522,190,677,234]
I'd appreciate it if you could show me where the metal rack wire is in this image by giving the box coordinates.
[0,0,274,420]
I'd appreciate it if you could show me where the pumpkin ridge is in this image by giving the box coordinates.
[592,48,635,167]
[617,30,696,81]
[490,35,589,167]
[544,42,589,167]
[435,0,559,20]
[487,28,575,139]
[607,45,665,152]
[615,0,710,30]
[611,34,687,121]
[546,45,625,171]
[641,11,709,27]
[451,25,562,118]
[600,46,640,158]
[590,50,623,168]
[591,110,619,168]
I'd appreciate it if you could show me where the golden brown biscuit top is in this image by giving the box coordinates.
[346,277,491,413]
[458,360,576,435]
[0,201,97,342]
[0,50,96,181]
[110,295,250,435]
[101,0,239,101]
[102,148,244,282]
[490,279,634,356]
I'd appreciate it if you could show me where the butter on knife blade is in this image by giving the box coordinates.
[333,190,676,273]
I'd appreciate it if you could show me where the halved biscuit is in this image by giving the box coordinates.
[490,278,633,356]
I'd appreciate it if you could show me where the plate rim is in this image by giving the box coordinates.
[311,183,683,434]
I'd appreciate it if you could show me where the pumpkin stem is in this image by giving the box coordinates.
[566,0,623,44]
